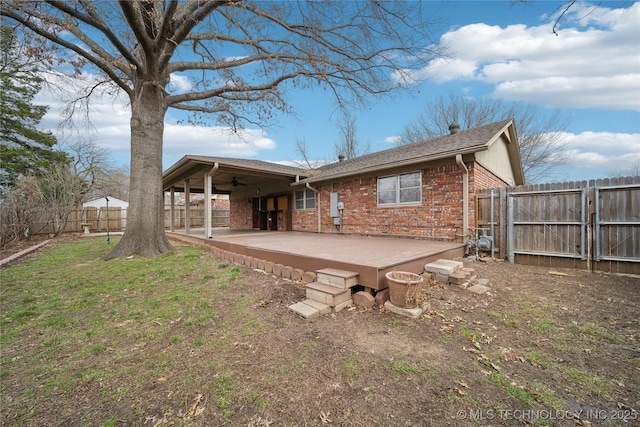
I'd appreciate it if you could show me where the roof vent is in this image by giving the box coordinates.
[449,123,460,135]
[338,154,345,162]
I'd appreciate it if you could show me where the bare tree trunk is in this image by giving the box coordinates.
[105,81,173,259]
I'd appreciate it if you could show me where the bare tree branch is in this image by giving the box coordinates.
[1,0,443,258]
[398,91,571,183]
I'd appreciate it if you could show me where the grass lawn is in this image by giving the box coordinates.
[1,237,638,427]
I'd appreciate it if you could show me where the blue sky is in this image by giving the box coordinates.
[38,1,640,184]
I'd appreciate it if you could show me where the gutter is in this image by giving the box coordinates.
[297,146,487,185]
[305,182,321,233]
[455,154,469,242]
[208,161,219,176]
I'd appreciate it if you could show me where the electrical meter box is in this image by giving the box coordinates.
[330,192,340,217]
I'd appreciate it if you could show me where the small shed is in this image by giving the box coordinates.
[83,196,129,209]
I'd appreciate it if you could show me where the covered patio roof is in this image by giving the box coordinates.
[162,155,309,194]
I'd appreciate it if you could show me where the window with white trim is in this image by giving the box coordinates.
[377,171,422,205]
[295,189,315,210]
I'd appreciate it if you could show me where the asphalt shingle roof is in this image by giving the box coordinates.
[302,119,513,183]
[165,155,309,176]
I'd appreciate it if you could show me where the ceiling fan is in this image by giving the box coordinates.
[228,177,247,187]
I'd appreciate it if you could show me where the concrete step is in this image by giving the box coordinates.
[300,298,332,315]
[305,282,352,307]
[424,259,464,275]
[288,301,321,319]
[288,297,351,320]
[316,267,359,289]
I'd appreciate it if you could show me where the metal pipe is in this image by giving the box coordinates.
[580,188,586,260]
[586,222,592,271]
[513,221,582,225]
[507,189,584,196]
[507,194,514,263]
[512,249,584,259]
[490,189,495,259]
[595,187,601,261]
[598,256,640,263]
[598,221,640,226]
[597,184,640,190]
[455,154,469,242]
[306,182,321,233]
[105,197,110,244]
[170,187,175,232]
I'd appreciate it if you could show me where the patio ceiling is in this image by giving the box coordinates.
[163,155,308,194]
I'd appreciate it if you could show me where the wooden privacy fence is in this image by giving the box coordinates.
[164,206,230,229]
[476,176,640,274]
[84,207,126,232]
[24,206,230,235]
[19,207,125,235]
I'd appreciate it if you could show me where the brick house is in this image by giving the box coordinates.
[162,119,524,242]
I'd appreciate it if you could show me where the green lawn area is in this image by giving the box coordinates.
[1,238,257,426]
[1,237,638,427]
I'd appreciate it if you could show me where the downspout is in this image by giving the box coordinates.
[305,182,321,233]
[455,154,469,243]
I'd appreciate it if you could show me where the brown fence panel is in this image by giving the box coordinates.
[85,207,100,231]
[22,205,227,235]
[593,177,640,274]
[477,176,639,273]
[212,207,231,227]
[510,184,587,269]
[98,207,122,232]
[164,207,230,229]
[24,208,86,235]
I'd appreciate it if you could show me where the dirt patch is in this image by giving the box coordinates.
[0,234,80,267]
[1,235,52,259]
[1,237,638,427]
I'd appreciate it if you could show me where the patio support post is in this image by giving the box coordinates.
[184,180,191,234]
[204,162,219,239]
[170,187,175,232]
[204,171,212,238]
[455,155,469,242]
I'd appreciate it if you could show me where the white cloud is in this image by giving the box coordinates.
[169,74,193,92]
[494,75,640,111]
[560,131,640,169]
[35,73,279,168]
[411,2,640,111]
[384,135,401,144]
[162,125,276,165]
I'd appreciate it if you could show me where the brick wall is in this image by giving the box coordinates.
[292,196,319,232]
[228,160,511,240]
[471,162,509,190]
[230,198,252,229]
[292,162,476,241]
